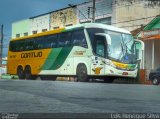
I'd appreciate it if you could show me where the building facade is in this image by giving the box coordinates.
[50,7,77,30]
[30,14,50,34]
[12,19,30,38]
[112,0,160,31]
[11,0,160,38]
[77,0,112,24]
[136,15,160,80]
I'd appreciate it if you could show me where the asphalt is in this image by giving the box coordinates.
[0,79,160,118]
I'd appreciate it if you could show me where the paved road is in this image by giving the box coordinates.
[0,80,160,115]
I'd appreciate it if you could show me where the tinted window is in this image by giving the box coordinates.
[25,39,35,50]
[72,29,87,48]
[87,28,104,47]
[9,28,87,52]
[46,35,57,48]
[58,32,72,47]
[36,37,44,49]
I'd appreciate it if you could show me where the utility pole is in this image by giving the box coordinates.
[92,0,96,23]
[68,4,90,22]
[0,24,3,67]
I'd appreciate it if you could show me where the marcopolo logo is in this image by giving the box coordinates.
[21,51,42,58]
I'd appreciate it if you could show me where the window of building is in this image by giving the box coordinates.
[95,17,111,25]
[66,24,73,27]
[53,27,60,29]
[24,32,28,36]
[42,29,47,32]
[32,31,38,34]
[16,34,20,38]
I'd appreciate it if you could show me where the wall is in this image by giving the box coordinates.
[112,0,160,31]
[154,40,160,70]
[144,40,152,70]
[30,14,50,34]
[77,0,112,24]
[50,8,77,30]
[12,19,30,38]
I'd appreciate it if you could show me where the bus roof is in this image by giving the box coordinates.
[65,23,131,34]
[83,23,131,34]
[12,23,131,41]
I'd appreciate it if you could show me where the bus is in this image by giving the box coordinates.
[8,23,138,82]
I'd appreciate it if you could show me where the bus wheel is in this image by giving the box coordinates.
[17,66,25,79]
[152,77,160,85]
[76,64,88,82]
[25,66,36,80]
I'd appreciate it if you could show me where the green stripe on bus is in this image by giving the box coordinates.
[41,47,73,70]
[51,47,73,70]
[41,48,62,70]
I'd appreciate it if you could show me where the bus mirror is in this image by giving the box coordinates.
[95,33,111,45]
[137,59,141,64]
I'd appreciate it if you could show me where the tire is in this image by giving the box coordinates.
[40,75,57,81]
[25,66,36,80]
[76,64,88,82]
[17,66,25,79]
[152,77,160,85]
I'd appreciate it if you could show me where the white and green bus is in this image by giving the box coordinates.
[8,23,138,82]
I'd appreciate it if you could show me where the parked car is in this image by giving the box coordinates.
[149,67,160,85]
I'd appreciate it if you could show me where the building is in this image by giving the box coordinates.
[30,14,50,34]
[50,7,77,30]
[11,0,113,38]
[130,15,160,83]
[12,0,160,39]
[11,0,160,38]
[137,15,160,80]
[77,0,112,24]
[112,0,160,31]
[12,19,30,38]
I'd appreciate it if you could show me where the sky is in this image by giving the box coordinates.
[0,0,89,57]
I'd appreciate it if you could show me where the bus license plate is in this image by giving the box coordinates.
[122,72,128,76]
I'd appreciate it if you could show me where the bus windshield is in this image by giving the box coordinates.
[107,31,136,64]
[87,28,137,64]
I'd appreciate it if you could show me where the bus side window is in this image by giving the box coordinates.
[58,32,71,47]
[72,29,87,48]
[47,35,57,48]
[25,39,34,51]
[36,37,44,49]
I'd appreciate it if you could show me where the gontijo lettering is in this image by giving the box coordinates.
[21,52,42,58]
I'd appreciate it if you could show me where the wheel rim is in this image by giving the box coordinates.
[153,78,158,85]
[77,65,88,82]
[80,70,86,79]
[25,67,31,79]
[17,67,24,79]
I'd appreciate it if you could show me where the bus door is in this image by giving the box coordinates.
[91,35,107,75]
